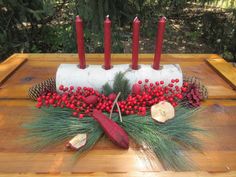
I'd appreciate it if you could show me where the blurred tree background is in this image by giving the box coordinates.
[0,0,235,61]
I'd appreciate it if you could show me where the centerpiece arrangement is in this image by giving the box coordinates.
[25,15,208,170]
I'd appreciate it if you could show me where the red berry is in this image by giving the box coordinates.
[160,81,164,85]
[138,80,142,84]
[175,79,179,83]
[84,95,98,104]
[132,84,142,95]
[49,99,54,104]
[70,86,74,90]
[70,104,75,109]
[59,85,64,91]
[183,82,188,87]
[181,87,187,92]
[108,93,117,101]
[37,97,42,102]
[145,79,149,83]
[79,114,84,119]
[73,112,78,117]
[171,79,175,83]
[155,81,159,86]
[36,102,42,108]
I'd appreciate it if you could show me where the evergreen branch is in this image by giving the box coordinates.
[102,83,113,96]
[113,72,131,100]
[118,106,204,170]
[22,105,205,170]
[22,107,103,154]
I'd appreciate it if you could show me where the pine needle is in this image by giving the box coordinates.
[112,72,131,100]
[23,106,204,170]
[118,106,204,170]
[102,83,113,96]
[23,107,103,155]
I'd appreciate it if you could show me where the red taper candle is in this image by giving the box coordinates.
[153,17,166,70]
[131,17,140,70]
[75,16,86,69]
[104,15,111,70]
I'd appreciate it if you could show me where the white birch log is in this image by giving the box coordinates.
[56,64,183,92]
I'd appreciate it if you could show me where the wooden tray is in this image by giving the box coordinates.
[0,53,236,177]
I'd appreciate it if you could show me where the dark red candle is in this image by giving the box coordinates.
[75,16,86,69]
[153,17,166,70]
[131,17,140,70]
[104,15,111,70]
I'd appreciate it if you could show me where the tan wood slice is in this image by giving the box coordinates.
[206,58,236,90]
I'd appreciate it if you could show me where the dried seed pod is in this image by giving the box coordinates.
[92,109,129,149]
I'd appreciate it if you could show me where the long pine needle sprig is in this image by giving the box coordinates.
[23,107,103,154]
[118,106,203,170]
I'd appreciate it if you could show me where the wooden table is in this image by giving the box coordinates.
[1,53,236,177]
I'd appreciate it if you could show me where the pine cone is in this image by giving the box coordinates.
[183,76,208,100]
[28,77,56,100]
[183,84,202,108]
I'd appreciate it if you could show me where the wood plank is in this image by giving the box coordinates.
[0,55,26,85]
[206,58,236,90]
[1,56,236,99]
[0,171,235,177]
[0,100,236,173]
[14,53,220,62]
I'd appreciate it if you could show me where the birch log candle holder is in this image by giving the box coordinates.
[59,15,183,92]
[56,64,183,92]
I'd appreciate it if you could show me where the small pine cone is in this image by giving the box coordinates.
[183,84,201,108]
[28,77,56,100]
[184,76,208,100]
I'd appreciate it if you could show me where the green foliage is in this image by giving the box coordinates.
[102,72,131,100]
[0,0,69,60]
[201,10,236,61]
[113,72,131,100]
[102,83,113,96]
[119,106,204,170]
[23,104,204,170]
[23,107,103,153]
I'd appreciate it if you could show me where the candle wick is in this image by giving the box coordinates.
[161,16,167,21]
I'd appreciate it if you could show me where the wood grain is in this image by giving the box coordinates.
[0,100,236,173]
[0,171,235,177]
[1,53,236,176]
[0,55,26,85]
[0,54,236,99]
[206,58,236,90]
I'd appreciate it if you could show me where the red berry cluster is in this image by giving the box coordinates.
[36,79,189,118]
[36,85,115,119]
[117,79,188,116]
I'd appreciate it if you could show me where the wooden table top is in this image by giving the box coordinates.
[0,53,236,177]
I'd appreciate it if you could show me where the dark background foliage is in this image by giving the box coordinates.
[0,0,235,61]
